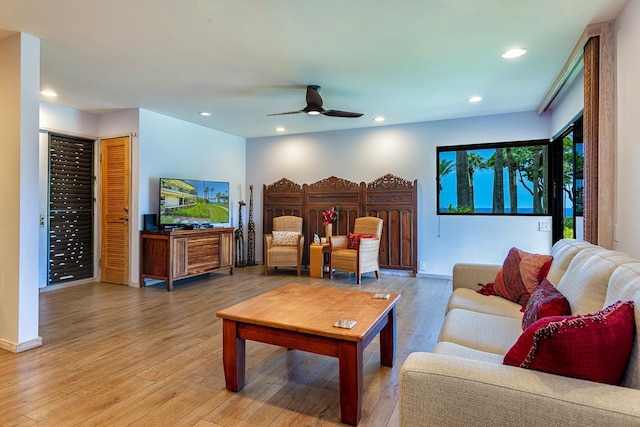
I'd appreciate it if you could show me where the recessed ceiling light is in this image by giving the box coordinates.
[467,96,482,103]
[199,112,211,116]
[276,127,285,132]
[40,90,58,97]
[501,48,527,59]
[373,116,385,122]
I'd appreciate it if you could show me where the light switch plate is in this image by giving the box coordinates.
[538,221,551,231]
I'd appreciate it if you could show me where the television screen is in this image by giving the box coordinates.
[159,178,230,226]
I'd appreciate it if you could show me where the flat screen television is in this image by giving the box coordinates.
[159,178,230,227]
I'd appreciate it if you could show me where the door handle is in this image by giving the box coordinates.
[119,216,129,221]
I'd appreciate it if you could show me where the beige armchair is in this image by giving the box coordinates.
[329,217,383,284]
[264,215,304,276]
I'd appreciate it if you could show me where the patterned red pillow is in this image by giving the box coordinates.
[521,279,571,330]
[347,233,376,250]
[504,301,636,385]
[492,247,553,306]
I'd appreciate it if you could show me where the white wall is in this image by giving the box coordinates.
[550,70,584,138]
[40,101,100,137]
[137,109,246,284]
[615,0,640,258]
[0,33,41,351]
[247,111,553,276]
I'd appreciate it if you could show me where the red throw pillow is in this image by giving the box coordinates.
[504,301,636,385]
[347,233,376,250]
[521,279,571,330]
[490,247,553,306]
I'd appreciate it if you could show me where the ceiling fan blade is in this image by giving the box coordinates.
[266,110,303,116]
[268,85,361,118]
[305,85,323,108]
[322,109,363,118]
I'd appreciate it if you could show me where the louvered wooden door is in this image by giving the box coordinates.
[100,136,130,285]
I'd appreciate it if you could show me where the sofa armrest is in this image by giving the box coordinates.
[400,352,640,427]
[452,263,501,291]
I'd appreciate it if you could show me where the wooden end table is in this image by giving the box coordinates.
[216,283,400,425]
[309,243,330,277]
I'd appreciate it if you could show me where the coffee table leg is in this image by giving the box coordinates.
[338,340,363,426]
[222,319,246,391]
[380,306,397,367]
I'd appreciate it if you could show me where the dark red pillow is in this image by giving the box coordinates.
[490,247,553,306]
[521,279,571,330]
[347,233,376,250]
[504,301,636,385]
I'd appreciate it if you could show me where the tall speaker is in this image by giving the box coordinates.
[143,213,158,231]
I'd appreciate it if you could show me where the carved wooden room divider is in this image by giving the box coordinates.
[263,174,417,275]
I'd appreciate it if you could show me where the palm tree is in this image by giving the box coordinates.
[438,159,455,193]
[455,151,472,209]
[512,146,547,213]
[506,147,518,213]
[467,152,488,210]
[493,147,505,213]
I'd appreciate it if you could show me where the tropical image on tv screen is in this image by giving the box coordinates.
[159,178,229,225]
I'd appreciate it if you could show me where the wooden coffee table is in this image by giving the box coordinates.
[216,283,400,425]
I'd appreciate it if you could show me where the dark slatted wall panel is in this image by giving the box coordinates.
[49,134,94,284]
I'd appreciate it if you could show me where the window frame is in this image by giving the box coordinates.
[550,115,584,242]
[436,138,551,216]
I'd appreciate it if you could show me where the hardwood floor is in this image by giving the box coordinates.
[0,267,451,426]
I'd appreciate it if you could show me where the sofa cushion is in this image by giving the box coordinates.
[490,247,553,306]
[605,263,640,390]
[546,239,595,285]
[557,248,636,315]
[439,309,523,355]
[271,230,300,246]
[504,301,636,385]
[522,279,570,330]
[433,341,505,364]
[447,288,523,319]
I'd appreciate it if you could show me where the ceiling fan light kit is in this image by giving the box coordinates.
[268,85,363,118]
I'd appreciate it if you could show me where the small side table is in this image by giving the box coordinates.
[310,243,330,278]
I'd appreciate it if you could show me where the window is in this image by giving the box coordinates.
[437,139,550,215]
[550,116,583,241]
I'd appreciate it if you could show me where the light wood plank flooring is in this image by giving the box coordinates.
[0,266,451,426]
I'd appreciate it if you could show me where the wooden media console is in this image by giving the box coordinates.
[140,228,234,291]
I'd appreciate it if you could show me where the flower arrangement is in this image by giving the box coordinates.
[322,206,340,226]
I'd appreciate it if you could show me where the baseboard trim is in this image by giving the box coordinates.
[379,269,415,277]
[416,272,452,280]
[0,336,43,353]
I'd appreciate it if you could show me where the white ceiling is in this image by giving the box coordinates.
[0,0,629,138]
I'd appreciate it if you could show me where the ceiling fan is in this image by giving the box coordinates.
[267,85,363,118]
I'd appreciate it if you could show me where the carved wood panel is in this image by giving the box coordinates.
[263,174,417,274]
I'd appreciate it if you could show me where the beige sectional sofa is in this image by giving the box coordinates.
[400,239,640,426]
